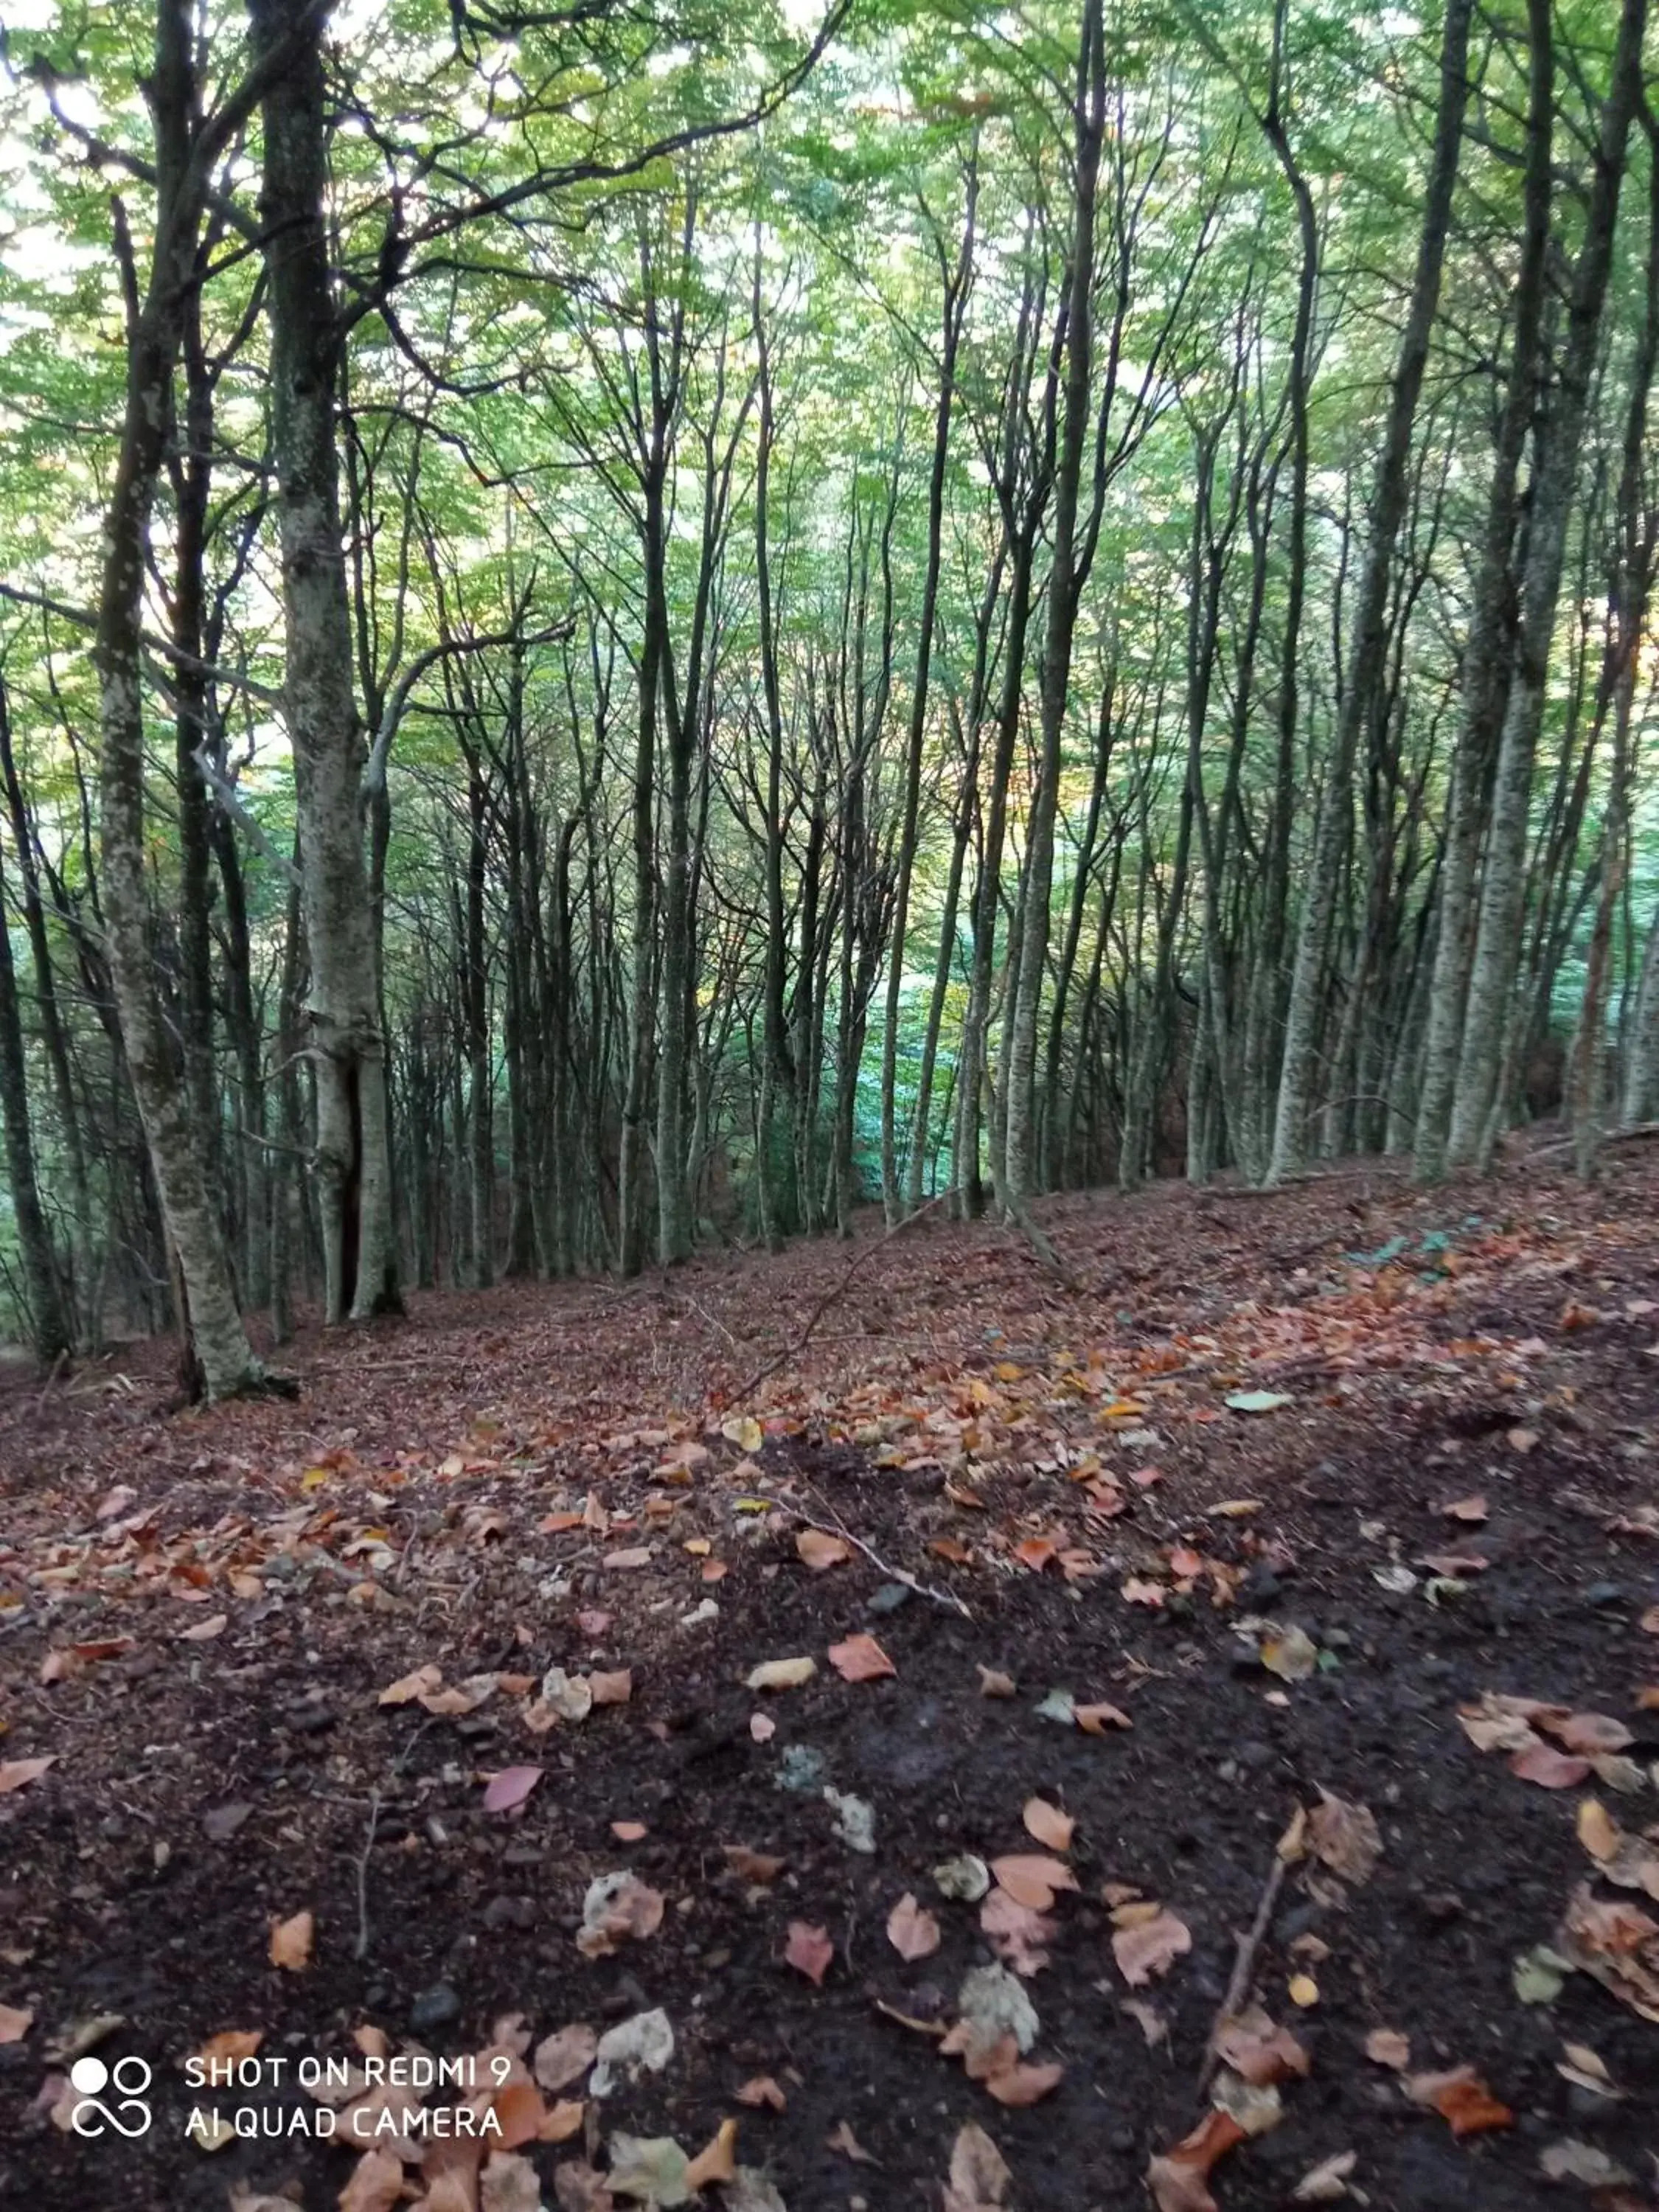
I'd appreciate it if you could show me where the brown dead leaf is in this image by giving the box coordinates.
[1641,1605,1659,1634]
[379,1663,442,1706]
[178,1612,228,1642]
[492,2078,548,2152]
[195,2028,264,2067]
[1021,1797,1074,1852]
[825,2119,877,2164]
[268,1910,314,1972]
[983,2057,1063,2106]
[1307,1789,1382,1886]
[1363,2028,1410,2070]
[588,1670,633,1707]
[0,2005,32,2045]
[735,2076,786,2111]
[978,1666,1017,1698]
[575,1874,664,1958]
[532,2023,597,2093]
[785,1921,833,1986]
[1406,2065,1514,2135]
[1212,2006,1309,2086]
[540,2099,585,2143]
[1073,1700,1133,1733]
[1549,1711,1634,1756]
[827,1633,896,1683]
[723,1845,786,1883]
[1510,1742,1591,1789]
[683,2117,738,2191]
[988,1854,1079,1911]
[796,1529,852,1572]
[886,1892,942,1961]
[1113,1910,1192,1986]
[1439,1493,1489,1522]
[339,2149,404,2212]
[980,1888,1054,1976]
[944,2120,1012,2212]
[1146,2109,1248,2212]
[0,1757,56,1794]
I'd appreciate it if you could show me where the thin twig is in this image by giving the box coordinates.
[1195,1844,1290,2100]
[728,1190,956,1404]
[353,1787,383,1961]
[800,1483,973,1619]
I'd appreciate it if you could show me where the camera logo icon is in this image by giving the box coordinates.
[69,2054,153,2139]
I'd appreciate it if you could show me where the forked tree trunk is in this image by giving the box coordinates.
[254,0,401,1321]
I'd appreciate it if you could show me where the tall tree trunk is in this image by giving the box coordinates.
[1267,0,1471,1180]
[254,0,401,1321]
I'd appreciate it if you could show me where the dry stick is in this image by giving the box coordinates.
[353,1787,383,1961]
[1194,1845,1291,2100]
[800,1482,973,1619]
[727,1188,958,1404]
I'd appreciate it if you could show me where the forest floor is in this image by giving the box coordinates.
[2,1144,1659,2212]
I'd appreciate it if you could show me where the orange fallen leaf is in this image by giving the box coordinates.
[195,2028,264,2067]
[380,1664,442,1706]
[785,1921,833,1986]
[1408,2065,1514,2135]
[1022,1797,1074,1852]
[1074,1701,1133,1733]
[1635,1686,1659,1711]
[1147,2108,1247,2212]
[540,2098,585,2143]
[684,2116,738,2191]
[827,1634,896,1683]
[886,1892,942,1961]
[1012,1537,1059,1573]
[268,1910,314,1972]
[796,1529,853,1572]
[492,2077,548,2151]
[989,1854,1080,1911]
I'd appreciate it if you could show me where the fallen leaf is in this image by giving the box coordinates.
[1363,2028,1410,2070]
[1121,1576,1166,1607]
[1291,2149,1358,2202]
[552,2161,615,2212]
[0,1757,56,1795]
[1074,1700,1133,1733]
[481,2150,546,2212]
[784,1921,833,1985]
[603,1548,652,1571]
[1021,1798,1074,1852]
[1261,1626,1318,1682]
[1225,1391,1292,1413]
[532,2023,597,2093]
[483,1764,543,1814]
[1146,2109,1248,2212]
[983,2058,1063,2105]
[611,1820,648,1843]
[607,2133,690,2206]
[1439,1493,1489,1523]
[944,2120,1011,2212]
[989,1854,1079,1911]
[827,1634,896,1683]
[1538,2140,1634,2187]
[683,2117,738,2191]
[1577,1798,1621,1863]
[178,1612,228,1642]
[540,2096,585,2144]
[722,1414,764,1453]
[1214,2006,1310,2086]
[1510,1742,1590,1789]
[379,1663,442,1706]
[576,1872,664,1958]
[1113,1910,1192,1986]
[1121,1998,1168,2048]
[723,1844,786,1883]
[1287,1973,1320,2008]
[978,1667,1017,1698]
[745,1657,816,1692]
[339,2149,404,2212]
[748,1713,776,1742]
[0,2006,32,2045]
[980,1888,1054,1975]
[590,2008,675,2098]
[268,1910,314,1972]
[825,2119,877,2164]
[934,1853,992,1902]
[1550,1711,1634,1756]
[1406,2065,1514,2135]
[195,2028,263,2067]
[1307,1789,1382,1885]
[735,2076,787,2111]
[796,1529,852,1572]
[886,1892,942,1961]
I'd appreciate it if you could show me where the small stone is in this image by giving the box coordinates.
[409,1982,461,2034]
[1239,1565,1281,1606]
[866,1582,913,1615]
[1417,1655,1455,1680]
[1585,1582,1624,1609]
[1239,1741,1275,1771]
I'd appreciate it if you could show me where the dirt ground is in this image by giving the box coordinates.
[1,1144,1658,2212]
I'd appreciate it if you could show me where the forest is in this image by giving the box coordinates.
[4,6,1659,2206]
[0,0,1652,1394]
